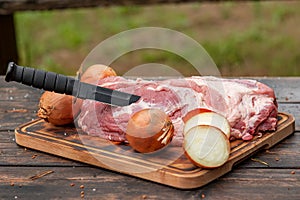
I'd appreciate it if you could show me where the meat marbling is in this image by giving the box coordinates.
[77,76,278,146]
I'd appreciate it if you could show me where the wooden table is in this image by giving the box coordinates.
[0,76,299,199]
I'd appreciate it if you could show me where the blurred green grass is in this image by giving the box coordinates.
[15,1,300,76]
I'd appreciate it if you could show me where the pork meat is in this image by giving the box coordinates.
[77,76,278,145]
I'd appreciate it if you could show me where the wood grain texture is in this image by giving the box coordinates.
[1,76,300,198]
[0,0,254,14]
[256,77,300,103]
[0,77,45,100]
[1,77,300,130]
[1,130,299,168]
[278,104,300,130]
[1,167,299,200]
[13,113,295,189]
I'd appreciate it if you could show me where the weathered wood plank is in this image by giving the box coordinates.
[0,167,299,199]
[278,103,300,131]
[238,131,300,168]
[1,105,298,170]
[0,87,42,101]
[1,132,298,169]
[0,102,38,113]
[0,76,299,197]
[0,130,86,166]
[0,141,84,167]
[1,123,299,168]
[0,102,298,131]
[204,168,300,200]
[0,150,85,167]
[8,112,294,189]
[0,101,39,130]
[0,78,45,101]
[1,77,299,132]
[0,0,241,14]
[255,77,300,103]
[0,114,38,131]
[1,76,300,102]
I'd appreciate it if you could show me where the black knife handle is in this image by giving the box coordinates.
[5,62,77,95]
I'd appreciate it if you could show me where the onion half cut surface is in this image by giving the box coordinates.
[183,125,230,168]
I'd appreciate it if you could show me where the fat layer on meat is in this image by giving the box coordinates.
[77,76,278,145]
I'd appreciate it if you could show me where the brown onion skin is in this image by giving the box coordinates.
[126,108,174,153]
[38,64,117,126]
[79,64,117,85]
[38,91,74,126]
[72,64,117,117]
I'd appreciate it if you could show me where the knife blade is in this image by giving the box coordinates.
[5,62,141,106]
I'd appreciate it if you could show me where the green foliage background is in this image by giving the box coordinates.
[15,1,300,76]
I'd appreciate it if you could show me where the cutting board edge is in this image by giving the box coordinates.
[14,112,295,189]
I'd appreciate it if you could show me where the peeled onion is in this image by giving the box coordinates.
[183,108,231,168]
[126,108,174,153]
[183,125,230,168]
[183,108,231,138]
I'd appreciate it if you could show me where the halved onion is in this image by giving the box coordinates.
[183,108,231,138]
[183,125,230,168]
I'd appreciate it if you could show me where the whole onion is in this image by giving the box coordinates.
[37,64,117,125]
[126,108,174,153]
[38,92,74,125]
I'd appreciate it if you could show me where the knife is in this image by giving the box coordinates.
[5,62,141,106]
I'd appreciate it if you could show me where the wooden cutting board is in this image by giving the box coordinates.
[14,112,295,189]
